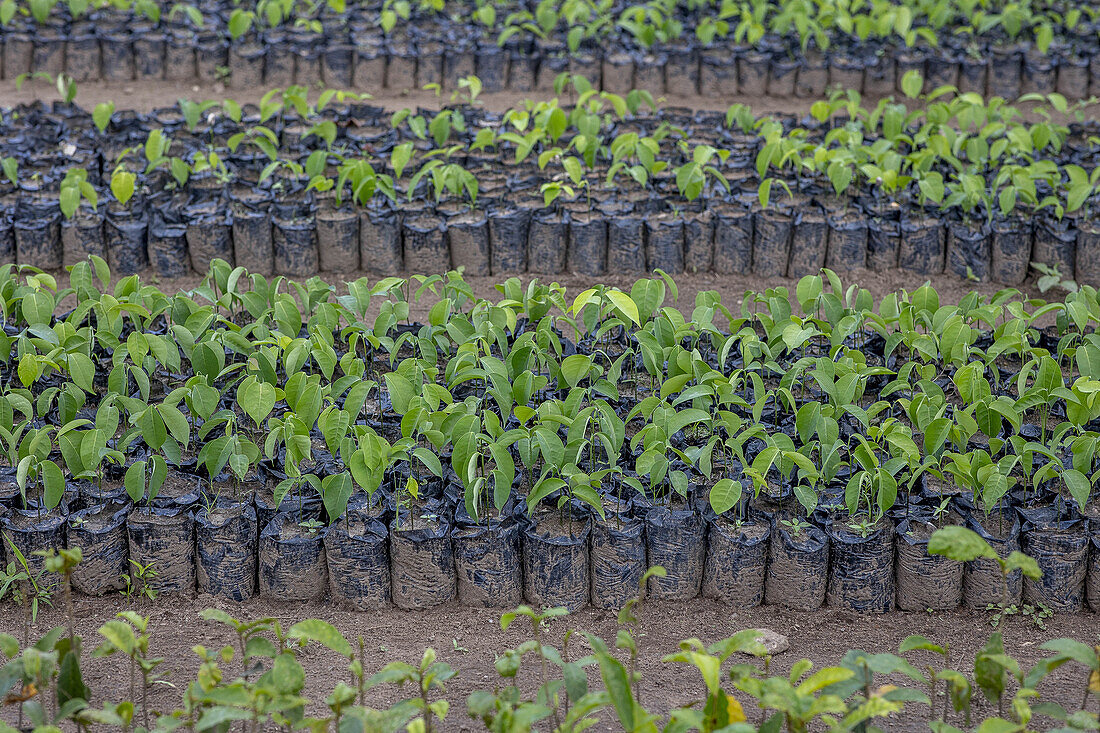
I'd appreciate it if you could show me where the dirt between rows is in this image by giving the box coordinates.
[0,77,828,116]
[7,77,1099,123]
[0,594,1096,731]
[55,266,1055,326]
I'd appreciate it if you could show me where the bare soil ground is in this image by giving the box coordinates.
[5,77,1091,121]
[0,594,1097,731]
[58,265,1051,322]
[0,77,819,115]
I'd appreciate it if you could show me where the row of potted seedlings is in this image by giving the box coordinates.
[0,261,1099,613]
[2,81,1100,284]
[5,0,1100,101]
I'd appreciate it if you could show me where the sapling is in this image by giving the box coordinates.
[38,548,82,649]
[93,612,167,731]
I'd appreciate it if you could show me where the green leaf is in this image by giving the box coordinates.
[288,619,353,658]
[57,649,89,708]
[901,69,923,98]
[605,290,640,326]
[899,635,946,656]
[708,478,742,516]
[1063,468,1091,511]
[927,526,996,563]
[42,461,65,510]
[110,169,135,206]
[124,460,146,503]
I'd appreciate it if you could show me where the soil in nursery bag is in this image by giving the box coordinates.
[1021,509,1088,612]
[100,30,135,81]
[105,213,149,275]
[645,214,684,274]
[713,204,753,274]
[795,55,828,98]
[991,215,1031,285]
[3,32,33,78]
[186,206,233,272]
[231,208,274,275]
[826,517,895,613]
[1058,54,1090,98]
[165,30,195,81]
[635,51,665,93]
[602,51,635,94]
[663,44,697,94]
[958,56,988,94]
[390,512,456,610]
[683,210,714,274]
[403,215,450,274]
[825,211,867,271]
[590,515,646,610]
[895,518,963,611]
[700,49,736,95]
[14,214,62,270]
[325,515,391,610]
[787,208,828,278]
[2,510,66,591]
[448,210,490,276]
[867,217,900,271]
[360,208,403,273]
[1033,215,1077,280]
[764,520,829,611]
[1022,48,1055,94]
[258,513,327,602]
[864,54,897,96]
[316,203,360,272]
[899,215,944,275]
[148,222,189,278]
[452,519,524,608]
[34,29,65,77]
[255,482,322,532]
[61,209,106,268]
[828,52,864,92]
[322,43,354,87]
[607,215,646,273]
[645,506,706,600]
[147,469,202,510]
[79,477,129,509]
[195,34,227,83]
[67,33,101,81]
[1076,220,1100,287]
[127,505,195,595]
[701,517,769,606]
[0,470,20,506]
[989,46,1022,99]
[752,209,792,278]
[274,215,319,277]
[527,210,568,274]
[508,46,537,91]
[196,501,258,602]
[768,57,799,96]
[964,509,1023,608]
[524,513,590,611]
[946,218,992,281]
[68,501,130,596]
[489,206,530,273]
[1088,533,1100,612]
[476,43,507,91]
[354,42,386,90]
[0,217,15,265]
[568,211,607,276]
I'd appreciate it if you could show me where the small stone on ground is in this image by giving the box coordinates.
[752,629,789,655]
